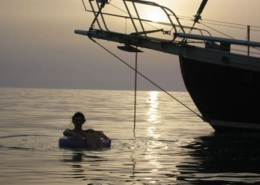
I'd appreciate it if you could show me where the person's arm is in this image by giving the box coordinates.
[63,129,82,138]
[63,129,74,136]
[97,131,109,139]
[85,129,95,133]
[84,129,109,139]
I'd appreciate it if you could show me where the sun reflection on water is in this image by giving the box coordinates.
[146,91,161,140]
[146,91,160,124]
[146,91,161,141]
[144,91,167,182]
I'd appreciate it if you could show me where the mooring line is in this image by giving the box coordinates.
[89,38,204,121]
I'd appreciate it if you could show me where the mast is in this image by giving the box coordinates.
[192,0,208,29]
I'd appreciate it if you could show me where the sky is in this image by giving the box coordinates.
[1,0,260,91]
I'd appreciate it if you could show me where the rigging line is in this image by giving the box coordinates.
[178,16,260,33]
[200,21,260,34]
[89,38,204,121]
[202,18,260,29]
[201,21,249,31]
[133,48,138,135]
[200,22,235,39]
[178,14,260,29]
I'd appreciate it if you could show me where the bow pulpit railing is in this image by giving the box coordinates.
[79,0,190,42]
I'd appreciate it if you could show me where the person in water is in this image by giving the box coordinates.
[63,112,108,149]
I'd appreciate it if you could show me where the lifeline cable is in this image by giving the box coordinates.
[89,38,204,121]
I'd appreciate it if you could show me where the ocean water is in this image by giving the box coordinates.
[0,87,260,185]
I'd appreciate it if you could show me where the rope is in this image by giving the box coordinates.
[133,48,138,134]
[89,38,204,121]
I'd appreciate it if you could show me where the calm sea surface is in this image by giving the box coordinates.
[0,87,260,185]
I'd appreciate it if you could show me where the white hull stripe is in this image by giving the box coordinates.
[210,120,260,130]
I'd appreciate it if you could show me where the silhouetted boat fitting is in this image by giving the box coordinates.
[75,0,260,132]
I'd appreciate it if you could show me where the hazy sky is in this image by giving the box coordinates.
[1,0,260,91]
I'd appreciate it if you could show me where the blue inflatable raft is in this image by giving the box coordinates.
[59,136,111,148]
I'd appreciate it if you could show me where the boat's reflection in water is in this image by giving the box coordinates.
[177,132,260,184]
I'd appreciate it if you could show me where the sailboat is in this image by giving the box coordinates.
[75,0,260,131]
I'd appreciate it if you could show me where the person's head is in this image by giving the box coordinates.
[72,112,86,129]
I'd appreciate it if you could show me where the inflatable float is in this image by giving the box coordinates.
[59,136,111,149]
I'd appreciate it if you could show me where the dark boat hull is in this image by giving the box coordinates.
[179,55,260,131]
